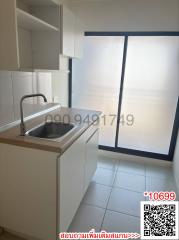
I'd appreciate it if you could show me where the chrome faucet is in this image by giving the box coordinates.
[20,94,47,136]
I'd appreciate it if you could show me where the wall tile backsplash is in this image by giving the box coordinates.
[12,72,36,120]
[36,72,53,103]
[0,71,52,128]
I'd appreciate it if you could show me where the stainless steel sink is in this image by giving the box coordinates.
[25,122,76,139]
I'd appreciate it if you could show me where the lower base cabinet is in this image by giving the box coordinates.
[84,129,99,192]
[0,124,99,239]
[59,132,86,232]
[59,125,99,232]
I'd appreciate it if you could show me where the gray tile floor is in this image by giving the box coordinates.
[0,156,177,239]
[69,156,177,234]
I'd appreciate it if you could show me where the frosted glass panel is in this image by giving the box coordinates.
[118,37,179,154]
[72,36,124,146]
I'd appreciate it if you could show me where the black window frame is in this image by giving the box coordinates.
[69,31,179,161]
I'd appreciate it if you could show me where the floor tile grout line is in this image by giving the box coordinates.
[82,202,106,210]
[77,160,174,233]
[94,172,146,193]
[82,202,141,220]
[97,168,119,174]
[117,167,146,177]
[122,171,144,175]
[144,163,175,191]
[99,191,112,232]
[98,160,120,172]
[145,175,175,182]
[98,160,147,177]
[99,169,118,231]
[101,162,143,225]
[93,166,118,187]
[97,165,118,171]
[82,183,112,208]
[97,166,118,172]
[117,165,145,173]
[117,169,146,177]
[112,185,145,194]
[105,208,141,219]
[92,180,114,188]
[84,184,146,214]
[90,181,113,188]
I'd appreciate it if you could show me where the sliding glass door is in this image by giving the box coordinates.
[72,36,125,147]
[117,36,179,154]
[71,33,179,160]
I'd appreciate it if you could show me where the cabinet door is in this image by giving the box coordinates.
[60,5,75,57]
[84,129,99,192]
[59,134,85,232]
[74,17,84,58]
[0,0,19,70]
[0,72,14,127]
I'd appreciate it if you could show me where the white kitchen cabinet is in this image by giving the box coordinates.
[30,4,61,70]
[60,5,75,58]
[0,0,60,71]
[0,0,84,71]
[84,129,99,192]
[0,0,19,71]
[59,124,99,232]
[59,133,86,232]
[60,5,84,58]
[0,123,99,239]
[0,145,58,240]
[74,17,84,59]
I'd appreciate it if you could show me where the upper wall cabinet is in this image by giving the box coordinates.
[60,5,84,59]
[0,1,19,71]
[0,0,84,71]
[0,0,60,71]
[60,5,75,58]
[74,16,84,59]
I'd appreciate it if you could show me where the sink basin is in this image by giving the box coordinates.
[26,122,76,139]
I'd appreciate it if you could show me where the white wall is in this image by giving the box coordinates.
[68,0,179,31]
[173,131,179,195]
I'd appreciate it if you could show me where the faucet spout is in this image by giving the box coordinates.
[20,94,47,136]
